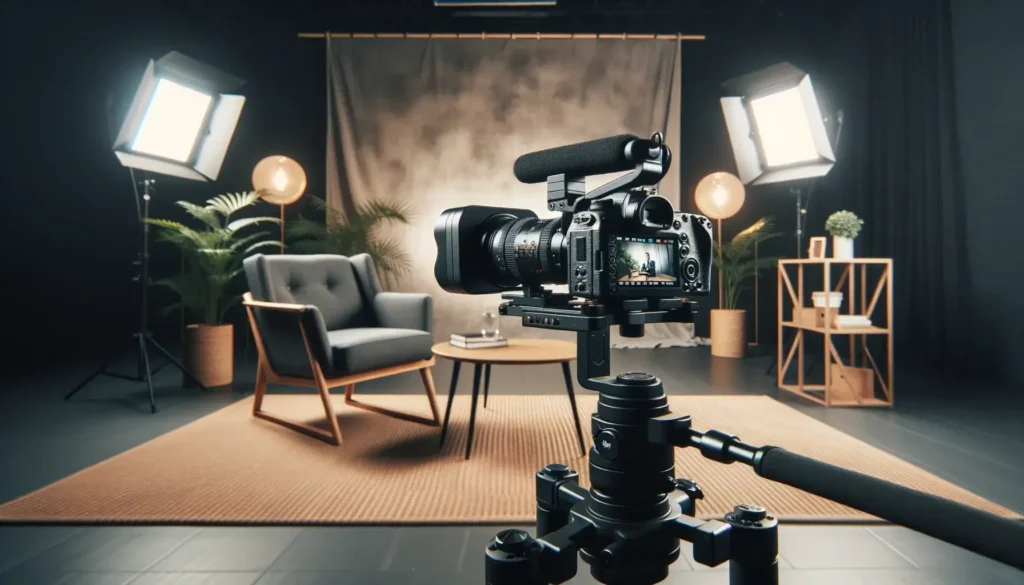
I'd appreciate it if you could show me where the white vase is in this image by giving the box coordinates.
[832,236,854,259]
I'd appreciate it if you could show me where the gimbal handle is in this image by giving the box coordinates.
[650,414,1024,571]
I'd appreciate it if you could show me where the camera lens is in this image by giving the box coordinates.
[484,216,567,288]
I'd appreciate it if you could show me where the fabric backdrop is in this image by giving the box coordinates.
[326,38,699,347]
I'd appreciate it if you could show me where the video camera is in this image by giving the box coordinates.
[430,133,1024,585]
[433,133,713,301]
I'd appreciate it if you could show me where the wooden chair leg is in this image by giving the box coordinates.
[251,360,343,446]
[344,372,440,427]
[420,367,441,425]
[253,358,269,415]
[313,362,343,445]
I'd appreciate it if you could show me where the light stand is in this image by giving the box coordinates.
[66,172,207,412]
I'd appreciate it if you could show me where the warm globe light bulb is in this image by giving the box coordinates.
[712,186,728,208]
[694,172,745,220]
[252,155,307,205]
[271,167,289,191]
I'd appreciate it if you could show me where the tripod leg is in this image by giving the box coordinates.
[439,361,461,448]
[561,362,586,457]
[138,334,157,413]
[483,364,491,408]
[145,335,208,391]
[465,364,483,460]
[65,351,122,401]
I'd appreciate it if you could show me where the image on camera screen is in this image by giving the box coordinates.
[614,236,679,287]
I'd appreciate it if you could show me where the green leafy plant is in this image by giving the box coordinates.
[145,191,281,325]
[824,210,864,239]
[287,196,412,278]
[712,217,782,310]
[616,246,640,273]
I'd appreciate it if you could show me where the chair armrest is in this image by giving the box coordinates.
[242,298,309,314]
[374,292,432,333]
[244,297,333,377]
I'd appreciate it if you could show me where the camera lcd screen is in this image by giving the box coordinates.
[614,236,679,287]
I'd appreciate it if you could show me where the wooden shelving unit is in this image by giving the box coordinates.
[776,258,894,407]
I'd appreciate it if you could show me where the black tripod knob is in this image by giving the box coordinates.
[485,529,543,585]
[616,372,656,385]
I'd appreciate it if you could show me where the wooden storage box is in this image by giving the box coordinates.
[830,364,873,402]
[795,307,834,328]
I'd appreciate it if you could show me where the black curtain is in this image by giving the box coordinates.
[831,0,971,372]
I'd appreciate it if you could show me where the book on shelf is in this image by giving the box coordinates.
[833,314,872,328]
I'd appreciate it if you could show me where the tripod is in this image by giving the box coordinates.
[485,291,1024,585]
[65,174,206,413]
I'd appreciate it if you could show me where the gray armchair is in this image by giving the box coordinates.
[242,253,440,445]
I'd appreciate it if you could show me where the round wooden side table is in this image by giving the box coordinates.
[431,339,586,460]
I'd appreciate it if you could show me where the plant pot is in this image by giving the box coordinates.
[710,309,746,358]
[183,324,234,387]
[832,236,854,259]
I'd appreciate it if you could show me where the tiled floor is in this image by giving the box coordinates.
[1,346,1022,584]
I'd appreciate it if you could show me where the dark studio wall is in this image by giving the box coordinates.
[0,0,326,376]
[9,0,1013,388]
[951,0,1024,385]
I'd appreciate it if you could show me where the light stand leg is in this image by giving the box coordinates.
[717,217,723,309]
[752,239,759,346]
[146,335,207,391]
[138,333,157,414]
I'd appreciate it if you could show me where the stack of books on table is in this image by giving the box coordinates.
[833,314,872,329]
[449,332,508,349]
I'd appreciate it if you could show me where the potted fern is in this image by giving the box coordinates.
[287,196,412,284]
[824,210,864,260]
[711,217,781,358]
[146,192,280,387]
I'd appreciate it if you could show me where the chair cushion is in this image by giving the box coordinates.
[327,327,433,376]
[246,255,378,331]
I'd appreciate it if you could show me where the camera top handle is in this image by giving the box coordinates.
[541,132,672,214]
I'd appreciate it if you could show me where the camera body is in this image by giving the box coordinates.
[566,208,713,300]
[433,133,713,303]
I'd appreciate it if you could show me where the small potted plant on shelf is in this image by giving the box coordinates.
[824,210,864,260]
[146,192,281,387]
[711,217,781,358]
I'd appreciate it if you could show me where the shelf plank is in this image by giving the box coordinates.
[778,258,893,265]
[781,321,889,335]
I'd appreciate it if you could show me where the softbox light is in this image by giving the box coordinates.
[113,51,245,182]
[720,62,834,186]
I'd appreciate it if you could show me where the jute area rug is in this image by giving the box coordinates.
[0,395,1016,524]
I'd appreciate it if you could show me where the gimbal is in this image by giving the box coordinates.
[485,289,1024,585]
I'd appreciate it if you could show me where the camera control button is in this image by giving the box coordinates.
[673,220,682,229]
[596,430,620,460]
[578,268,587,277]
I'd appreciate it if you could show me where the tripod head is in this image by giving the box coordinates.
[487,288,1024,585]
[499,286,697,392]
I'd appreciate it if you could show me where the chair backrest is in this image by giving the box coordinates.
[244,254,381,330]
